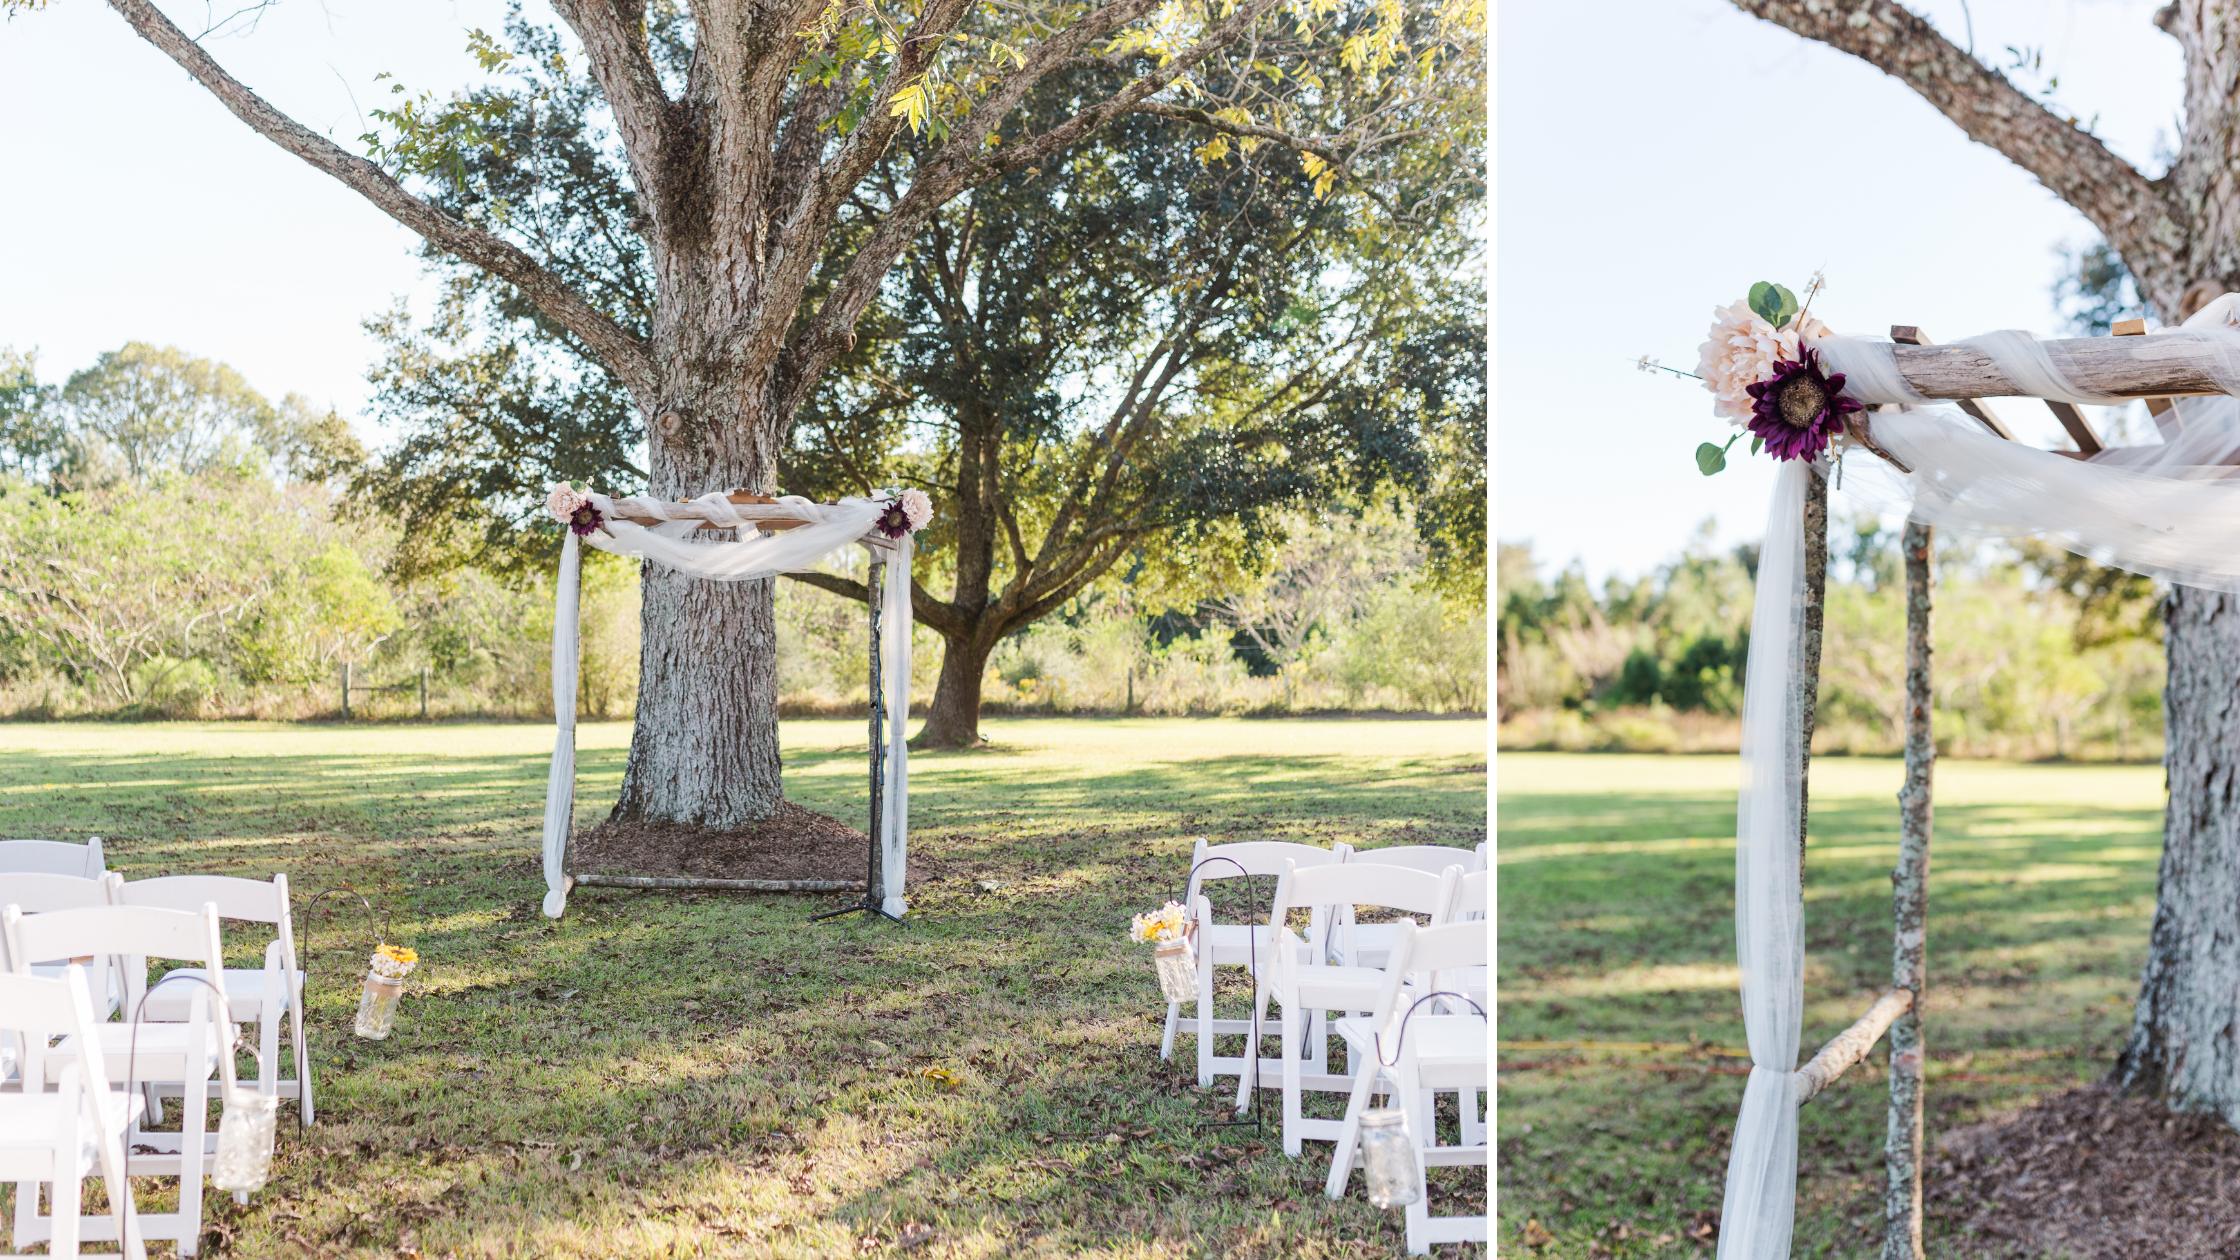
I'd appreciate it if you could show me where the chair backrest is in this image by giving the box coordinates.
[1445,869,1488,922]
[3,903,227,1026]
[1395,920,1485,976]
[1185,838,1349,904]
[1273,859,1456,922]
[0,870,120,914]
[0,836,106,879]
[1346,844,1484,876]
[120,873,288,925]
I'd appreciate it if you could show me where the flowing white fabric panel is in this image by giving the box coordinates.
[581,493,887,581]
[539,531,581,919]
[1718,460,1807,1260]
[880,536,913,918]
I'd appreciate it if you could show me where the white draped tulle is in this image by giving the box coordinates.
[880,537,912,917]
[1718,459,1807,1260]
[1720,299,2240,1258]
[540,530,582,919]
[538,494,916,920]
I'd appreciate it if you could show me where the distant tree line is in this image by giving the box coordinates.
[1500,519,2165,760]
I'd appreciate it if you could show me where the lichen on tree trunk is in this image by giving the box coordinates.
[1883,520,1934,1260]
[2111,584,2240,1125]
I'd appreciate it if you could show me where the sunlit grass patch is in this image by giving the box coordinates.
[1496,751,2165,1256]
[0,717,1485,1257]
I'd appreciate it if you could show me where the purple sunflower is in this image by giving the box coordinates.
[1743,346,1861,461]
[567,501,604,537]
[873,500,911,539]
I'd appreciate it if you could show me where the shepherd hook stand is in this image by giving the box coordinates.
[814,554,905,926]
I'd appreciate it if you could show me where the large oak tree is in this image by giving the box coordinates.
[1736,0,2240,1136]
[41,0,1479,829]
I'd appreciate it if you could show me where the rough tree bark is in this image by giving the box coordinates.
[1884,521,1934,1260]
[1735,0,2240,1128]
[2111,587,2240,1122]
[94,0,1349,827]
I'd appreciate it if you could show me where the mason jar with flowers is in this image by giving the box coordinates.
[1129,901,1198,1002]
[354,942,419,1040]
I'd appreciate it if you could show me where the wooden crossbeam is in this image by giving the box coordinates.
[1891,335,2226,399]
[1889,327,2017,440]
[600,491,900,548]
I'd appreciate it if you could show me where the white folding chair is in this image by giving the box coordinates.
[121,874,312,1124]
[1160,839,1347,1089]
[0,872,125,1018]
[0,837,106,879]
[1329,846,1479,968]
[3,903,237,1257]
[1239,860,1461,1154]
[1321,919,1487,1254]
[0,966,144,1259]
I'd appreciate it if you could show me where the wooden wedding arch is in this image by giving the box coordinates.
[1775,317,2213,1257]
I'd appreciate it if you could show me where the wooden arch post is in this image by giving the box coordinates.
[1884,519,1934,1260]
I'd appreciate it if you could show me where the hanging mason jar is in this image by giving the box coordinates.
[212,1082,280,1192]
[1153,936,1198,1002]
[352,943,418,1040]
[1358,1107,1423,1208]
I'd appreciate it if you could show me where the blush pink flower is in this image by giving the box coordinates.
[1696,301,1833,424]
[546,483,588,523]
[897,488,933,532]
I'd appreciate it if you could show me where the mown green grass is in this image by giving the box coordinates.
[1496,752,2165,1257]
[0,717,1487,1258]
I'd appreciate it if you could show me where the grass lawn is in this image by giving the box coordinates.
[1496,752,2166,1257]
[0,716,1487,1258]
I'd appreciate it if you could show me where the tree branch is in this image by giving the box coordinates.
[774,0,1288,411]
[1120,100,1395,168]
[1733,0,2184,308]
[549,0,675,207]
[105,0,656,402]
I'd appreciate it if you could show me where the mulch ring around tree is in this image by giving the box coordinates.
[1927,1081,2240,1258]
[569,800,930,886]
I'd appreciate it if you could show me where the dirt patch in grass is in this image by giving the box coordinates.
[569,799,918,884]
[1928,1081,2240,1258]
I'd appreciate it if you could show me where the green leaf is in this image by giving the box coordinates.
[1748,281,1800,330]
[1750,433,1765,456]
[1748,281,1779,326]
[1696,442,1728,476]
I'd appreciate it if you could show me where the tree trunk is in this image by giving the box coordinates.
[609,368,790,829]
[2111,584,2240,1125]
[919,629,998,748]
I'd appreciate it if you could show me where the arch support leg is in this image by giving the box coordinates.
[1884,520,1935,1260]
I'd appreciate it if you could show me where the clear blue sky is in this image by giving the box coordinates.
[0,1,545,414]
[1498,0,2184,585]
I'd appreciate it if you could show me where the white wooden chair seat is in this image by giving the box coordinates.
[28,963,121,1016]
[145,964,303,1020]
[46,1023,227,1086]
[0,1088,137,1166]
